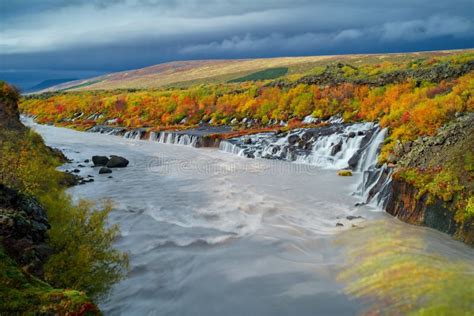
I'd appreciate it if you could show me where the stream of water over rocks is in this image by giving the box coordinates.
[28,120,474,316]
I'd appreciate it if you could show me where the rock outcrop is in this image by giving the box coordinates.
[386,113,474,246]
[0,82,24,130]
[386,178,473,245]
[386,179,457,233]
[0,184,52,277]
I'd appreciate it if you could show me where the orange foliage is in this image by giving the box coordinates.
[20,72,474,163]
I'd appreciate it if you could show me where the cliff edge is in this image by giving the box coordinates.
[386,113,474,245]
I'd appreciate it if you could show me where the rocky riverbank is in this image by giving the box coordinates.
[386,113,474,245]
[1,82,100,314]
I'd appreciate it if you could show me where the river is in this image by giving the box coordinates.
[29,121,474,315]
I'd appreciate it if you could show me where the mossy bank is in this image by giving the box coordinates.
[1,81,129,313]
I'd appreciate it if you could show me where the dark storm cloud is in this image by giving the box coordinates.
[1,0,473,88]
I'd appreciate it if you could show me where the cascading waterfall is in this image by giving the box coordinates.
[88,125,126,136]
[123,129,145,140]
[356,127,387,172]
[297,123,377,169]
[89,127,203,147]
[219,123,379,169]
[218,141,247,156]
[150,131,200,146]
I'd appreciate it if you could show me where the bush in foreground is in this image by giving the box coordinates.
[1,81,128,304]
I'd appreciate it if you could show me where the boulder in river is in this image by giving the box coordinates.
[99,167,113,174]
[331,140,343,156]
[346,215,363,220]
[92,155,109,166]
[288,134,300,145]
[106,155,129,168]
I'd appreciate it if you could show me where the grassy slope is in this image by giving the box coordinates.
[41,50,467,92]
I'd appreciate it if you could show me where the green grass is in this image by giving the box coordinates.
[0,246,98,314]
[228,67,289,83]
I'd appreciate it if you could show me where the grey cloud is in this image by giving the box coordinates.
[380,16,472,41]
[180,15,473,55]
[1,0,473,89]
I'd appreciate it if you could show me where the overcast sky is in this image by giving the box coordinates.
[1,0,473,89]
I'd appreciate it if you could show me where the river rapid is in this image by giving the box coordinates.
[29,121,474,315]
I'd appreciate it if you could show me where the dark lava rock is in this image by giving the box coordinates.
[99,167,113,174]
[79,178,94,184]
[288,134,300,145]
[92,155,109,166]
[0,184,52,277]
[72,169,80,173]
[301,130,315,142]
[347,149,362,170]
[300,140,312,150]
[365,166,393,205]
[348,132,356,138]
[84,159,90,163]
[108,176,113,179]
[106,155,129,168]
[243,138,252,145]
[77,164,85,168]
[346,215,363,220]
[60,173,82,187]
[47,146,71,163]
[330,140,343,156]
[336,223,344,227]
[347,128,378,170]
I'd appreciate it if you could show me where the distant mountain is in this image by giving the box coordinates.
[27,78,77,92]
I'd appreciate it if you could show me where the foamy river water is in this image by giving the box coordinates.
[29,121,474,315]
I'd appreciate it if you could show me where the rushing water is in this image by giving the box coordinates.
[28,121,474,315]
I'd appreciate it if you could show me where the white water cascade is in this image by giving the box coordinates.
[149,131,200,146]
[219,122,385,170]
[123,129,145,140]
[356,127,388,172]
[218,140,247,156]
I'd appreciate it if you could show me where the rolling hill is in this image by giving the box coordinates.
[26,78,77,93]
[39,50,469,92]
